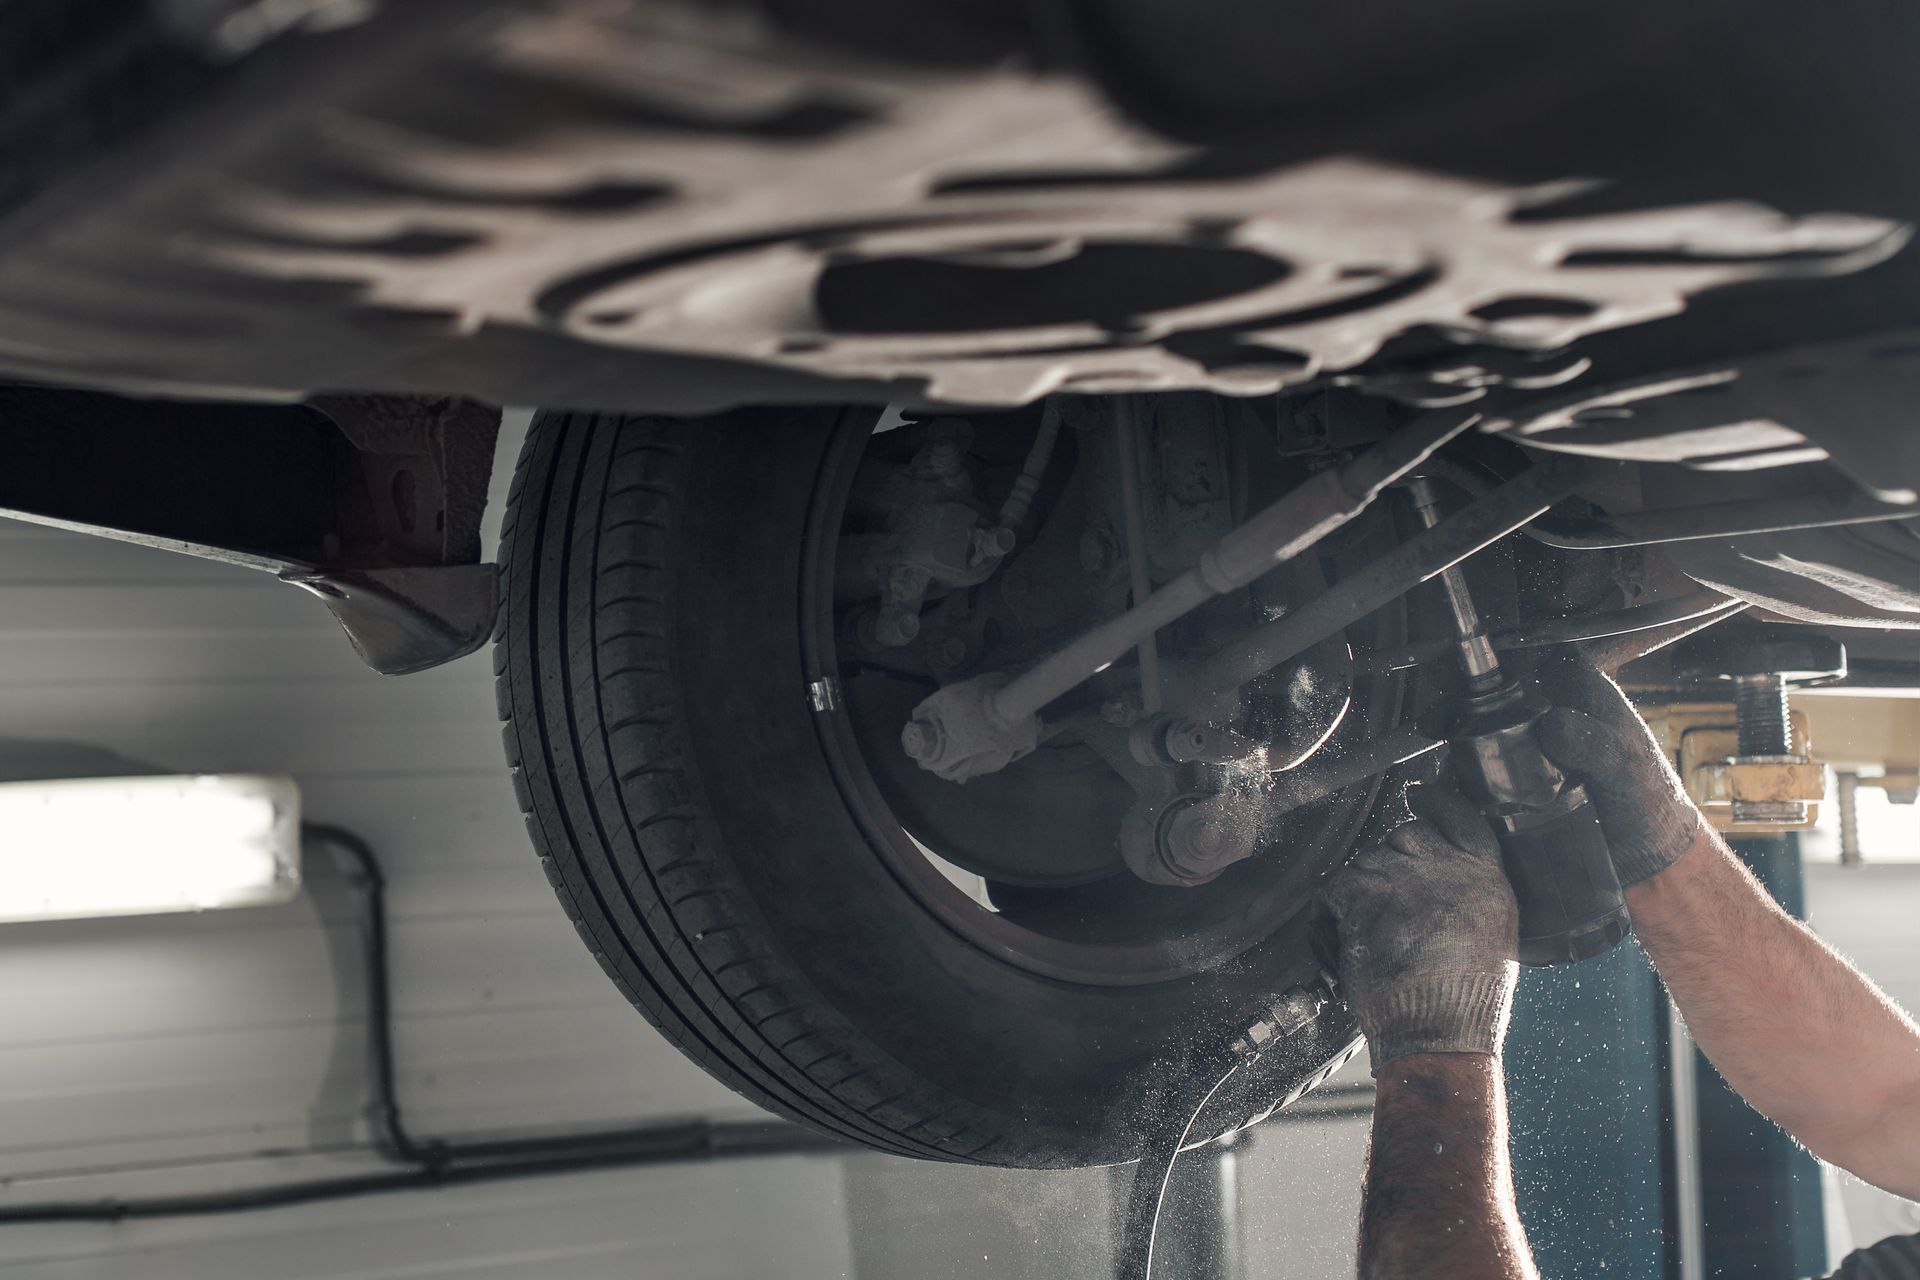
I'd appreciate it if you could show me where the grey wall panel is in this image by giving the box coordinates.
[0,635,379,686]
[0,1153,854,1279]
[841,1157,1115,1280]
[1238,1117,1368,1279]
[0,583,315,632]
[0,679,510,775]
[0,532,284,584]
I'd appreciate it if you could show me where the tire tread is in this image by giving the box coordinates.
[495,410,1028,1163]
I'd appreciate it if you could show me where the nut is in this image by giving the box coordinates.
[875,606,920,646]
[903,673,1041,782]
[969,525,1016,567]
[900,720,939,761]
[1731,798,1810,825]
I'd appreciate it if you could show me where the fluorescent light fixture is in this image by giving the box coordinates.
[0,774,301,923]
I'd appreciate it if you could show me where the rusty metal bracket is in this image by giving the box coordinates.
[1641,703,1827,833]
[0,386,501,674]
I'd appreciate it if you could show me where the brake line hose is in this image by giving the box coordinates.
[1115,1057,1249,1280]
[1115,987,1329,1280]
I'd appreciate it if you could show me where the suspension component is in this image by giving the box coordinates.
[1170,456,1586,719]
[837,420,1017,648]
[899,411,1477,781]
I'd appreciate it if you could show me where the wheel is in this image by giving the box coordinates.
[494,403,1402,1167]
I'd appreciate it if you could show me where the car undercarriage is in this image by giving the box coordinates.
[2,0,1917,1170]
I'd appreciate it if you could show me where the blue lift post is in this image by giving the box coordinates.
[1506,936,1671,1278]
[1695,835,1830,1279]
[1503,832,1831,1278]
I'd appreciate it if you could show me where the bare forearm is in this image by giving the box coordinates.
[1628,826,1920,1199]
[1360,1055,1538,1280]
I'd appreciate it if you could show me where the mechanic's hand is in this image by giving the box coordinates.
[1534,654,1701,888]
[1322,786,1519,1072]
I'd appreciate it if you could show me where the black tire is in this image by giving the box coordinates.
[494,406,1370,1168]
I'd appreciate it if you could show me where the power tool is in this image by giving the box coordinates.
[1118,476,1637,1280]
[1405,477,1632,967]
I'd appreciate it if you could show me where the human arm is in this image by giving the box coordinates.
[1536,656,1920,1202]
[1323,789,1538,1280]
[1628,825,1920,1201]
[1363,1054,1538,1280]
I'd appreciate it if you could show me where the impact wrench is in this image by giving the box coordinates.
[1116,478,1631,1280]
[1403,475,1631,966]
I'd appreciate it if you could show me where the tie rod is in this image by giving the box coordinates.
[900,414,1585,783]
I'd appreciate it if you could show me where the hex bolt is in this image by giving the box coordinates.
[1167,805,1230,859]
[969,525,1016,567]
[1162,797,1260,882]
[1733,673,1793,757]
[875,607,921,646]
[934,635,969,667]
[900,720,938,762]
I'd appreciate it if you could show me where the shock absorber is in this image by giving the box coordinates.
[1405,477,1632,967]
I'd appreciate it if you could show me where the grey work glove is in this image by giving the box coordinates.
[1534,654,1702,888]
[1323,786,1520,1072]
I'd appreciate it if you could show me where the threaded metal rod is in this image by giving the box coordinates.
[1734,674,1792,756]
[1403,476,1503,689]
[1836,771,1863,864]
